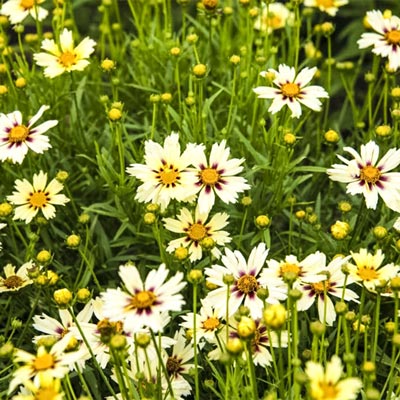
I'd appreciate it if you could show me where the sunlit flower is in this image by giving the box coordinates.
[101,263,186,333]
[253,64,329,118]
[163,206,231,262]
[303,0,348,17]
[0,105,57,164]
[126,133,204,211]
[11,375,64,400]
[0,261,34,293]
[348,248,399,292]
[204,243,287,319]
[305,355,362,400]
[7,171,70,224]
[296,255,359,326]
[0,0,48,24]
[358,10,400,71]
[327,141,400,212]
[8,336,82,394]
[33,28,96,78]
[254,2,294,33]
[191,140,250,214]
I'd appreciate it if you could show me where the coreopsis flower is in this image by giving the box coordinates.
[126,133,204,211]
[358,10,400,72]
[7,171,70,224]
[33,28,96,78]
[0,0,48,24]
[101,263,186,333]
[305,355,362,400]
[192,140,250,214]
[163,206,231,262]
[254,2,294,33]
[253,64,329,119]
[11,376,64,400]
[296,255,359,326]
[327,141,400,212]
[348,248,399,292]
[0,261,34,293]
[204,243,287,319]
[8,336,83,395]
[303,0,348,17]
[0,105,57,164]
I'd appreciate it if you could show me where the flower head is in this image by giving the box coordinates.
[253,64,329,118]
[192,140,250,214]
[0,0,48,24]
[100,263,186,333]
[305,355,362,400]
[327,141,400,212]
[127,133,204,211]
[303,0,348,17]
[254,2,294,33]
[163,206,231,262]
[7,171,70,224]
[358,10,400,71]
[0,105,57,164]
[33,28,96,78]
[0,261,34,293]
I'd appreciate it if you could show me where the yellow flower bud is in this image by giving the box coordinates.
[53,288,73,307]
[263,303,286,330]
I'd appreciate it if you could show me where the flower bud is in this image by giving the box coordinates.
[263,304,286,330]
[53,288,73,307]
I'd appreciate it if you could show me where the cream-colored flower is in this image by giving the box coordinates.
[254,2,294,33]
[7,171,70,224]
[0,0,48,24]
[304,0,348,17]
[0,261,33,293]
[33,28,96,78]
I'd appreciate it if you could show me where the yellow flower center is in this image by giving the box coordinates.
[281,82,300,98]
[316,0,334,7]
[188,223,207,241]
[360,165,381,184]
[166,355,181,376]
[3,275,24,289]
[29,190,49,209]
[130,290,156,310]
[279,262,301,277]
[59,51,77,68]
[200,168,220,185]
[386,30,400,45]
[36,387,60,400]
[237,274,259,294]
[202,316,220,331]
[34,353,55,371]
[20,0,35,9]
[158,166,180,186]
[266,15,283,29]
[317,381,339,399]
[311,280,330,295]
[9,125,29,143]
[357,266,378,281]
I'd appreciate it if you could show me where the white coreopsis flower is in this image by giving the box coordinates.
[33,28,96,78]
[296,255,359,326]
[181,300,224,343]
[394,216,400,232]
[253,64,329,119]
[126,133,204,211]
[303,0,348,17]
[0,0,48,24]
[204,243,287,319]
[305,355,362,400]
[254,2,294,33]
[101,263,186,333]
[7,171,70,224]
[348,248,399,292]
[191,140,250,214]
[163,206,231,262]
[0,223,5,251]
[8,336,82,395]
[358,10,400,72]
[0,105,57,164]
[11,376,64,400]
[0,261,34,293]
[327,141,400,212]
